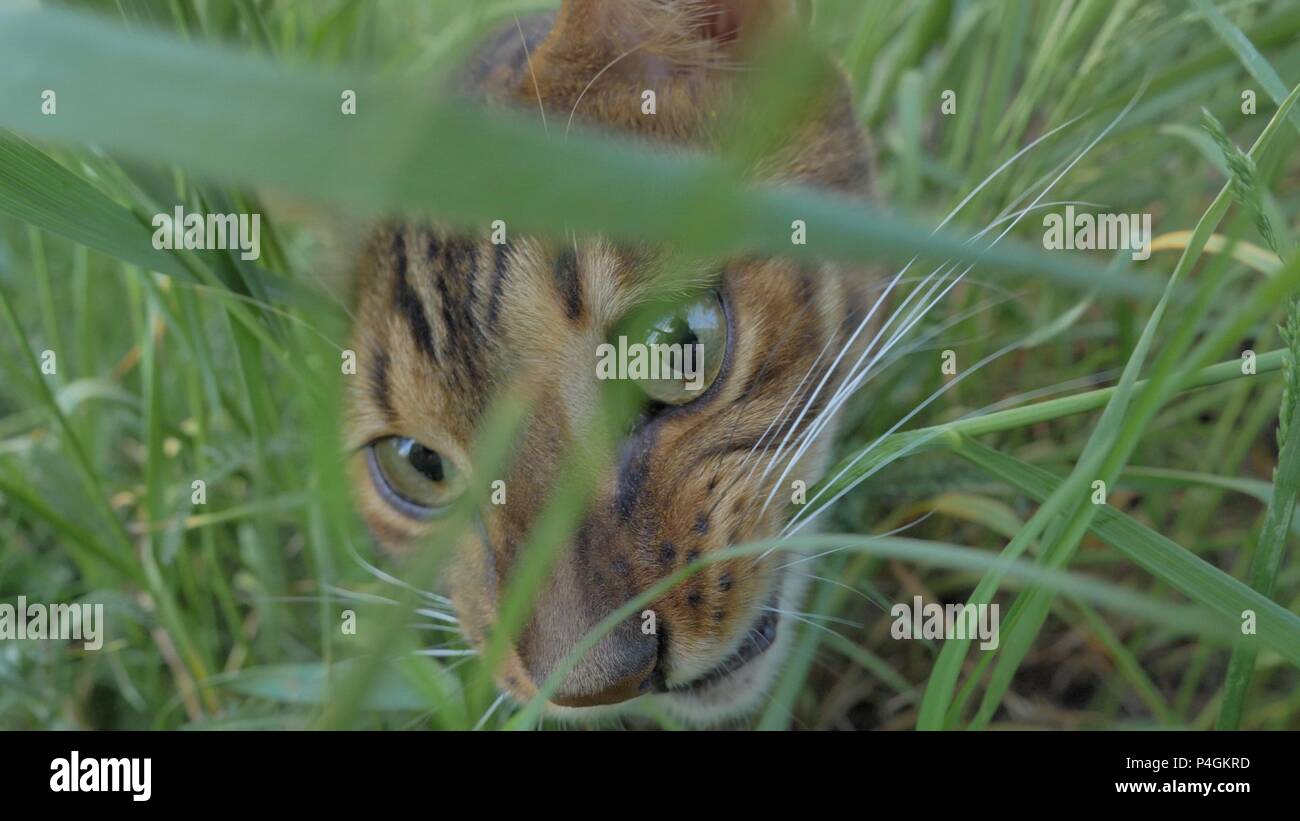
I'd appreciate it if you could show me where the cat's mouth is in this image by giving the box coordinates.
[670,594,781,693]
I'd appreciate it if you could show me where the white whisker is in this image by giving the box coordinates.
[474,693,509,731]
[778,510,937,570]
[515,15,548,135]
[769,89,1145,540]
[762,606,863,629]
[415,608,460,624]
[758,199,1088,502]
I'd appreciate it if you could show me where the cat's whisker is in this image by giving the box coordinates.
[323,584,403,606]
[777,611,856,642]
[779,287,1105,541]
[743,294,999,512]
[755,198,1088,497]
[261,593,397,606]
[442,656,477,676]
[410,622,465,634]
[756,256,967,512]
[415,608,460,624]
[716,268,915,521]
[740,260,919,494]
[414,638,471,650]
[751,259,940,488]
[799,574,892,614]
[473,693,509,731]
[347,539,453,608]
[755,231,1000,488]
[515,15,549,135]
[696,281,847,527]
[566,41,649,138]
[764,91,1144,537]
[734,317,842,475]
[754,152,1102,488]
[754,112,1089,463]
[761,606,863,629]
[781,325,1039,540]
[776,510,936,570]
[780,364,1123,545]
[780,196,1085,439]
[720,122,1089,518]
[703,265,919,523]
[933,112,1088,232]
[412,648,477,658]
[787,283,1025,432]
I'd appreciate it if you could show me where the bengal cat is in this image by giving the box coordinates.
[346,0,878,723]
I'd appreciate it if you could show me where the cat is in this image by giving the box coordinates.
[346,0,878,723]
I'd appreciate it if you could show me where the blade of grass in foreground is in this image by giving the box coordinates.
[0,133,345,329]
[504,531,1247,730]
[0,4,1154,298]
[960,229,1241,729]
[965,218,1300,728]
[801,349,1290,536]
[918,78,1300,729]
[0,132,193,281]
[1215,288,1300,727]
[1191,0,1300,730]
[950,436,1300,670]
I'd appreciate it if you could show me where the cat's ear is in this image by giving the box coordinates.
[540,0,795,64]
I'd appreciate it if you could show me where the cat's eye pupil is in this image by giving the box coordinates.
[369,436,465,519]
[404,441,445,483]
[629,291,727,406]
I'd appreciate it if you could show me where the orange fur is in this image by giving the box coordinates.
[346,0,878,719]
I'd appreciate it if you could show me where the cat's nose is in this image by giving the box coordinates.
[512,551,661,707]
[517,608,660,708]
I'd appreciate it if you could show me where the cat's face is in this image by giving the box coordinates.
[346,0,875,722]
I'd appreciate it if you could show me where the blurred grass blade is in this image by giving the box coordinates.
[0,4,1152,297]
[507,529,1240,729]
[1193,0,1300,135]
[0,131,193,281]
[224,659,454,713]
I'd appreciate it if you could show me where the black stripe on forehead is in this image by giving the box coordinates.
[390,229,438,363]
[369,345,396,422]
[487,241,511,329]
[429,233,490,395]
[554,247,584,321]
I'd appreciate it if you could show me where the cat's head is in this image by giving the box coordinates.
[346,0,875,722]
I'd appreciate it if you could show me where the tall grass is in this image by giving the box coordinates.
[1,0,1298,730]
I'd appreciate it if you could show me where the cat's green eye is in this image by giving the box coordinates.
[629,291,727,406]
[367,436,463,518]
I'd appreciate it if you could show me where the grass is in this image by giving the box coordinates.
[0,0,1298,730]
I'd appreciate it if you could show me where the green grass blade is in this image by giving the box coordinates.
[951,436,1300,669]
[0,4,1153,297]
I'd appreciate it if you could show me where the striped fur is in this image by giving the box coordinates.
[346,0,878,721]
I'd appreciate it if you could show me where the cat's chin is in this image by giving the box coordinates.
[649,562,811,727]
[650,628,792,726]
